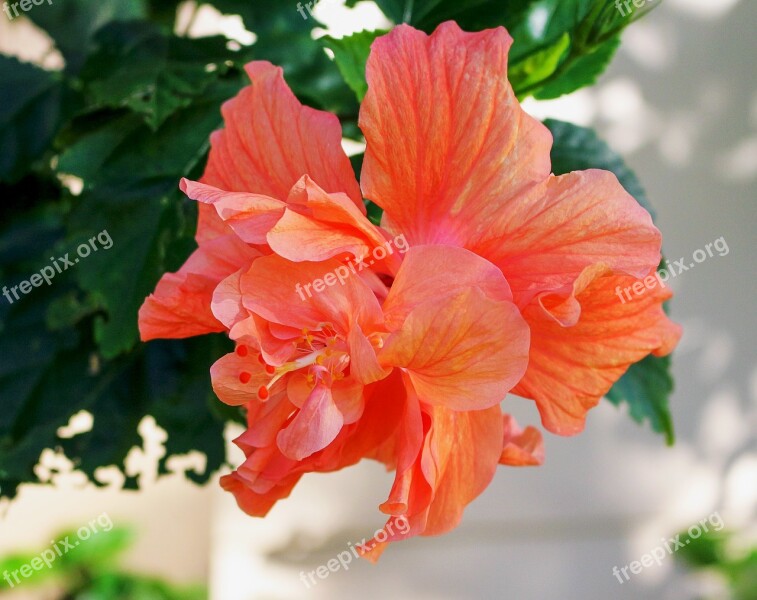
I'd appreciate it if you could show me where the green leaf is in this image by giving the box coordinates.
[80,22,250,129]
[361,0,656,100]
[0,56,65,182]
[0,315,229,500]
[59,78,244,357]
[532,35,620,99]
[508,32,571,93]
[510,0,660,98]
[546,119,673,443]
[605,355,675,445]
[358,0,534,30]
[323,30,387,102]
[545,118,655,218]
[212,0,358,117]
[27,0,148,74]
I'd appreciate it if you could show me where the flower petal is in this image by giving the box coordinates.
[362,400,504,560]
[267,176,391,265]
[202,61,362,207]
[242,254,384,336]
[513,267,682,435]
[472,170,663,303]
[360,22,551,245]
[381,245,513,330]
[181,178,286,245]
[210,350,268,406]
[499,414,544,466]
[138,234,259,341]
[276,383,344,460]
[380,287,529,411]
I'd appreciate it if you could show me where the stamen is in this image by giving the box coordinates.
[236,345,248,357]
[239,372,251,384]
[257,385,269,400]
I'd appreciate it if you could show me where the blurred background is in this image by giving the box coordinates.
[0,0,754,599]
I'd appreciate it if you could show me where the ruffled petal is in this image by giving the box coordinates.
[267,176,392,265]
[241,254,384,336]
[181,179,286,245]
[360,22,551,245]
[138,234,260,341]
[361,398,504,560]
[499,414,544,466]
[381,245,513,330]
[513,267,682,435]
[472,170,663,303]
[202,61,362,208]
[380,287,529,411]
[277,382,344,460]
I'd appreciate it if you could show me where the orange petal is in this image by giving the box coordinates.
[513,267,682,435]
[242,254,384,336]
[360,23,551,244]
[181,178,286,245]
[422,404,504,535]
[363,400,504,559]
[276,383,344,460]
[267,176,390,265]
[348,322,391,385]
[210,351,268,406]
[380,288,529,411]
[138,234,259,341]
[202,61,362,208]
[499,414,544,466]
[381,245,513,330]
[472,171,663,304]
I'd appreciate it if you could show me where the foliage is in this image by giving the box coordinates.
[676,529,757,600]
[0,525,207,599]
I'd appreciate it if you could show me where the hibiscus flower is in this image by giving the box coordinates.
[138,21,680,558]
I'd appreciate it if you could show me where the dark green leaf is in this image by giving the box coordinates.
[605,355,675,445]
[27,0,148,74]
[212,0,358,117]
[0,56,65,182]
[80,22,250,129]
[545,118,654,218]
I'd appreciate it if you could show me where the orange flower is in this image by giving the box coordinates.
[138,21,680,558]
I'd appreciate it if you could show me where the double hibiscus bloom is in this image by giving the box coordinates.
[139,22,681,559]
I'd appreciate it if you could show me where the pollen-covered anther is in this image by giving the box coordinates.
[257,385,269,400]
[239,371,252,384]
[265,364,276,375]
[236,345,248,357]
